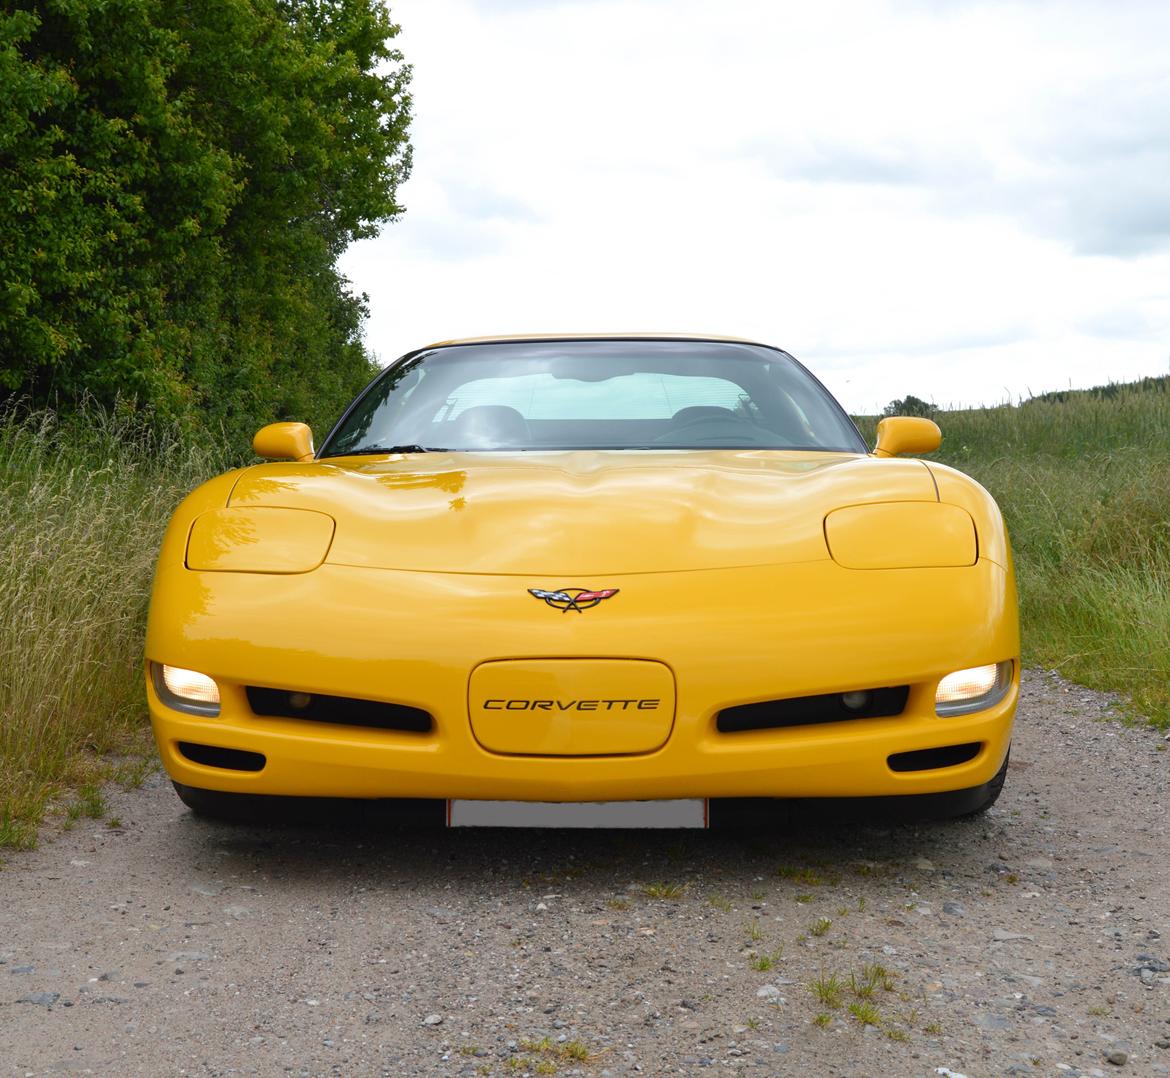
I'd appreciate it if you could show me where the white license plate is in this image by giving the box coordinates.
[446,799,708,828]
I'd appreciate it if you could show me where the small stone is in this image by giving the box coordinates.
[20,992,60,1007]
[10,965,34,974]
[423,1013,443,1026]
[1137,956,1170,972]
[1106,1050,1128,1066]
[993,929,1033,942]
[942,902,967,917]
[535,902,548,912]
[756,985,784,1003]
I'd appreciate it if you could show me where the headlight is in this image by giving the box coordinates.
[185,507,335,573]
[935,661,1013,716]
[824,502,977,569]
[152,663,221,716]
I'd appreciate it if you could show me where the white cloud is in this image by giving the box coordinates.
[342,0,1170,413]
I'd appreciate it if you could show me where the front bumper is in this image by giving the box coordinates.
[146,559,1018,801]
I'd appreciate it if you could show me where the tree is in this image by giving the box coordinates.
[0,0,412,437]
[882,395,936,419]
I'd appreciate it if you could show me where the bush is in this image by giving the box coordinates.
[0,0,412,439]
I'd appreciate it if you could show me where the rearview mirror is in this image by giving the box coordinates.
[873,416,941,458]
[253,422,315,462]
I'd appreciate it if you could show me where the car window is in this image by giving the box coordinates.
[321,339,864,455]
[438,373,755,421]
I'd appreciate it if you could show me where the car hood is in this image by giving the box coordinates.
[228,451,938,575]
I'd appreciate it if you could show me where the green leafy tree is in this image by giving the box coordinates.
[0,0,411,437]
[882,395,936,419]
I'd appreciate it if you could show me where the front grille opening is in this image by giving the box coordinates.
[246,687,433,733]
[716,686,909,733]
[178,741,266,772]
[888,742,981,773]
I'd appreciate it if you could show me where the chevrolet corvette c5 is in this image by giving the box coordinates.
[145,336,1018,825]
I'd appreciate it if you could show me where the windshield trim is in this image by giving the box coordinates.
[316,337,868,459]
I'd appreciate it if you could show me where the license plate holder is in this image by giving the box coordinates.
[446,799,708,828]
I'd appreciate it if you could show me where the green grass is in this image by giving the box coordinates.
[858,376,1170,727]
[848,1000,882,1026]
[810,972,844,1009]
[2,378,1166,846]
[748,947,784,971]
[0,406,234,848]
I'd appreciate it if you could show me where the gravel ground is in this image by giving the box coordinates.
[2,669,1169,1078]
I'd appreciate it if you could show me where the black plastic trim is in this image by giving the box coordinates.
[246,687,432,733]
[178,742,266,772]
[887,742,981,773]
[717,686,909,733]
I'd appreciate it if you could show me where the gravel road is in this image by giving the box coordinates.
[2,670,1169,1078]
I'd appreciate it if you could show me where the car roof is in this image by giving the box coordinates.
[421,332,773,349]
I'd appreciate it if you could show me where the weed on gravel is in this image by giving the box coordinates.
[748,948,784,971]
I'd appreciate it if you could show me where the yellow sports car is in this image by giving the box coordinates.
[145,335,1018,826]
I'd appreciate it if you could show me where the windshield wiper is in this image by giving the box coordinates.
[343,444,447,455]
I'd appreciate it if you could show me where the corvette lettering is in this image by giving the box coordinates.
[528,587,619,613]
[484,699,660,711]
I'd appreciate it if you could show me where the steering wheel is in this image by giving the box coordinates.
[651,413,781,446]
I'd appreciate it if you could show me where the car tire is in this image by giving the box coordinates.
[956,745,1010,817]
[172,781,277,823]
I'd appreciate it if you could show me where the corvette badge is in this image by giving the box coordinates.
[528,587,619,613]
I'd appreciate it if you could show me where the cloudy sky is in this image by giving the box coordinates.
[339,0,1170,414]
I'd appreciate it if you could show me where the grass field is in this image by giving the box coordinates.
[1,379,1166,848]
[0,409,235,849]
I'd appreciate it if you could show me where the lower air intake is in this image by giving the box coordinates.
[716,686,909,733]
[178,741,266,772]
[246,687,432,733]
[888,742,981,773]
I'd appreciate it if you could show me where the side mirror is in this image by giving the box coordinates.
[253,422,315,462]
[873,416,941,458]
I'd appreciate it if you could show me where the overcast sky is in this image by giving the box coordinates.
[339,0,1170,413]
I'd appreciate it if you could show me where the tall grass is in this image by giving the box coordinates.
[1,382,1166,848]
[0,407,234,848]
[860,378,1170,726]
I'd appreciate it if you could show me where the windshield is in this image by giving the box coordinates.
[320,339,865,455]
